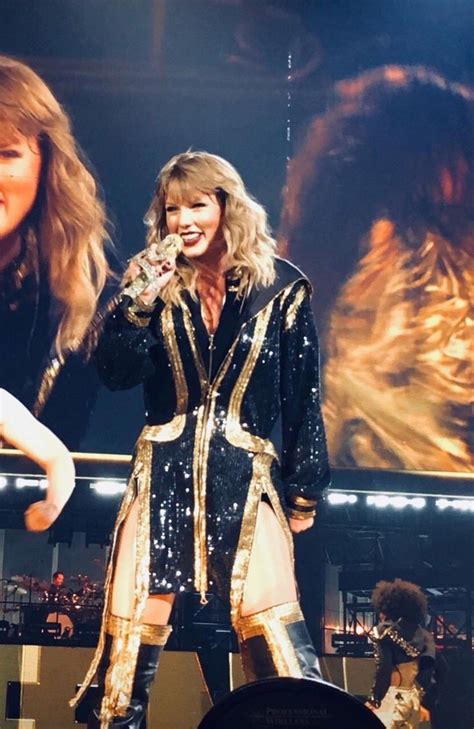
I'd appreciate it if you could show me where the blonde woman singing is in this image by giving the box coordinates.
[73,151,330,728]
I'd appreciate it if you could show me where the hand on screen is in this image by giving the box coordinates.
[24,500,61,532]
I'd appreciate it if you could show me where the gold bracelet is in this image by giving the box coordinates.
[287,508,316,521]
[291,494,317,508]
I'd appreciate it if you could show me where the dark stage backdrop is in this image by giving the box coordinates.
[1,0,472,475]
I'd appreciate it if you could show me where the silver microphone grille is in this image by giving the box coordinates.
[157,234,184,260]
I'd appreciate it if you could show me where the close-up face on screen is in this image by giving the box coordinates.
[0,3,472,729]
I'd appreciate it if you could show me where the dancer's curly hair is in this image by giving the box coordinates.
[0,55,110,357]
[372,579,428,624]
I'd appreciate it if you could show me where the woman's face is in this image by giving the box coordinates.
[164,187,224,262]
[0,132,42,245]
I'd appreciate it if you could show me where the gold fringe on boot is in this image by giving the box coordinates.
[235,601,305,678]
[99,615,172,728]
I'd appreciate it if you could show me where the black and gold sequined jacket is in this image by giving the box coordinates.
[369,619,436,706]
[95,257,330,610]
[73,257,330,722]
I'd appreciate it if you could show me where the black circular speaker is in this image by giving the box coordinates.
[198,677,385,729]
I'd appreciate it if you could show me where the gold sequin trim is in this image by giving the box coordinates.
[161,305,188,416]
[123,307,151,327]
[287,508,316,520]
[99,438,154,725]
[192,402,209,600]
[33,358,62,417]
[142,419,186,443]
[180,299,209,394]
[71,436,154,727]
[140,623,173,646]
[291,494,318,507]
[236,601,304,677]
[284,285,306,331]
[106,615,172,646]
[105,614,130,639]
[226,303,277,459]
[192,342,238,602]
[70,461,138,713]
[279,281,295,310]
[147,305,188,447]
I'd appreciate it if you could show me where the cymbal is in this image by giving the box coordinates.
[5,584,28,595]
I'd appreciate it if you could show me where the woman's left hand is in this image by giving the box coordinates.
[289,517,314,533]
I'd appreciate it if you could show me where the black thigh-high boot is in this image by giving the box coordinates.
[235,601,322,683]
[88,616,172,728]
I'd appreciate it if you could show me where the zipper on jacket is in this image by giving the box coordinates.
[207,333,215,383]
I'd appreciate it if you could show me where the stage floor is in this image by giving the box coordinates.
[0,646,389,728]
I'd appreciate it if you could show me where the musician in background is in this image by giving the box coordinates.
[46,571,68,604]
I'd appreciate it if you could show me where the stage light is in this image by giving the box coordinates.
[328,492,358,505]
[0,476,7,490]
[366,494,426,510]
[90,480,126,496]
[435,498,474,513]
[15,477,47,489]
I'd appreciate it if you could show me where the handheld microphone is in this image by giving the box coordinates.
[120,234,183,308]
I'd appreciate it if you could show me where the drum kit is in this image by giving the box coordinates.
[0,573,104,644]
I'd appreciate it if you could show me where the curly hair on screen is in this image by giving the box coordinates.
[372,578,428,624]
[280,65,474,317]
[0,55,110,357]
[145,150,277,305]
[282,65,474,248]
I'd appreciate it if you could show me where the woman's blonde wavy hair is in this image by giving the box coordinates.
[145,151,276,304]
[0,55,110,357]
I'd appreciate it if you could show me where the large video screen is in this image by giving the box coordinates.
[1,1,472,475]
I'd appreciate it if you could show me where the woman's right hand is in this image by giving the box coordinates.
[24,500,61,532]
[124,243,177,306]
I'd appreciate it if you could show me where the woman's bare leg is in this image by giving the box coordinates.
[111,498,175,623]
[241,500,297,616]
[237,501,320,681]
